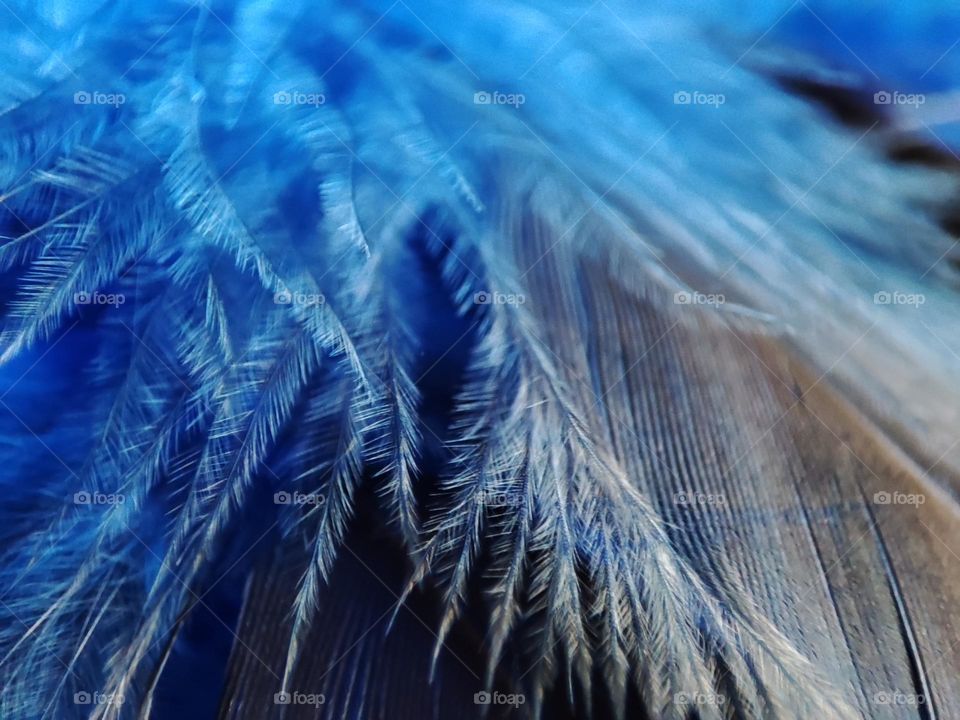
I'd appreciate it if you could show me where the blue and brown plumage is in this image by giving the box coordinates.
[0,1,959,718]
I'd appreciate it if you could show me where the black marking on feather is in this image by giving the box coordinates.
[886,140,960,170]
[776,75,881,129]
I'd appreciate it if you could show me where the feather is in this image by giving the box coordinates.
[1,1,959,719]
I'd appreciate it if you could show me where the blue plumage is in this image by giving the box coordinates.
[1,2,959,719]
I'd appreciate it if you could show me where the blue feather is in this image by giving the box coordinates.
[1,1,959,719]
